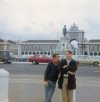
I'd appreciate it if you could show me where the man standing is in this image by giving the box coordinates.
[58,50,78,102]
[44,53,59,102]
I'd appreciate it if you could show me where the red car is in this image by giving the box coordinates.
[28,55,52,64]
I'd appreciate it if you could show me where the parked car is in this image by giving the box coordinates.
[28,54,52,64]
[18,57,27,62]
[75,55,100,66]
[0,51,12,64]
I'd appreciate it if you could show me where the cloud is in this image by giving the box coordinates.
[0,0,100,40]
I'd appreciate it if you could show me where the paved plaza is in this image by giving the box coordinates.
[0,62,100,102]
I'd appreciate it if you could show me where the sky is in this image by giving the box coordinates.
[0,0,100,41]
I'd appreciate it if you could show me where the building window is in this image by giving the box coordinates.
[33,52,35,55]
[84,52,87,55]
[63,44,65,46]
[90,52,93,56]
[40,52,43,54]
[29,52,32,55]
[48,52,50,55]
[98,52,100,56]
[21,52,24,55]
[44,52,47,54]
[94,52,97,56]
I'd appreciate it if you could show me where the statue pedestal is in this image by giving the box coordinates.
[53,36,73,55]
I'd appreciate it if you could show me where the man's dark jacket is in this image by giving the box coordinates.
[44,61,59,82]
[58,59,78,90]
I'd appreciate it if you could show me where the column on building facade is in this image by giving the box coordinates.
[0,44,4,51]
[89,44,93,56]
[87,44,90,55]
[98,45,100,55]
[84,44,89,55]
[3,41,8,51]
[88,44,90,55]
[18,44,21,57]
[77,44,81,55]
[93,45,98,56]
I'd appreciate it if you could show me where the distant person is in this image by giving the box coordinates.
[44,53,59,102]
[58,50,78,102]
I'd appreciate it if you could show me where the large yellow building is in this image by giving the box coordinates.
[17,40,59,57]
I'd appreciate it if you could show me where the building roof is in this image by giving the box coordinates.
[0,39,4,42]
[8,40,16,44]
[89,39,100,43]
[0,39,16,44]
[23,40,59,43]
